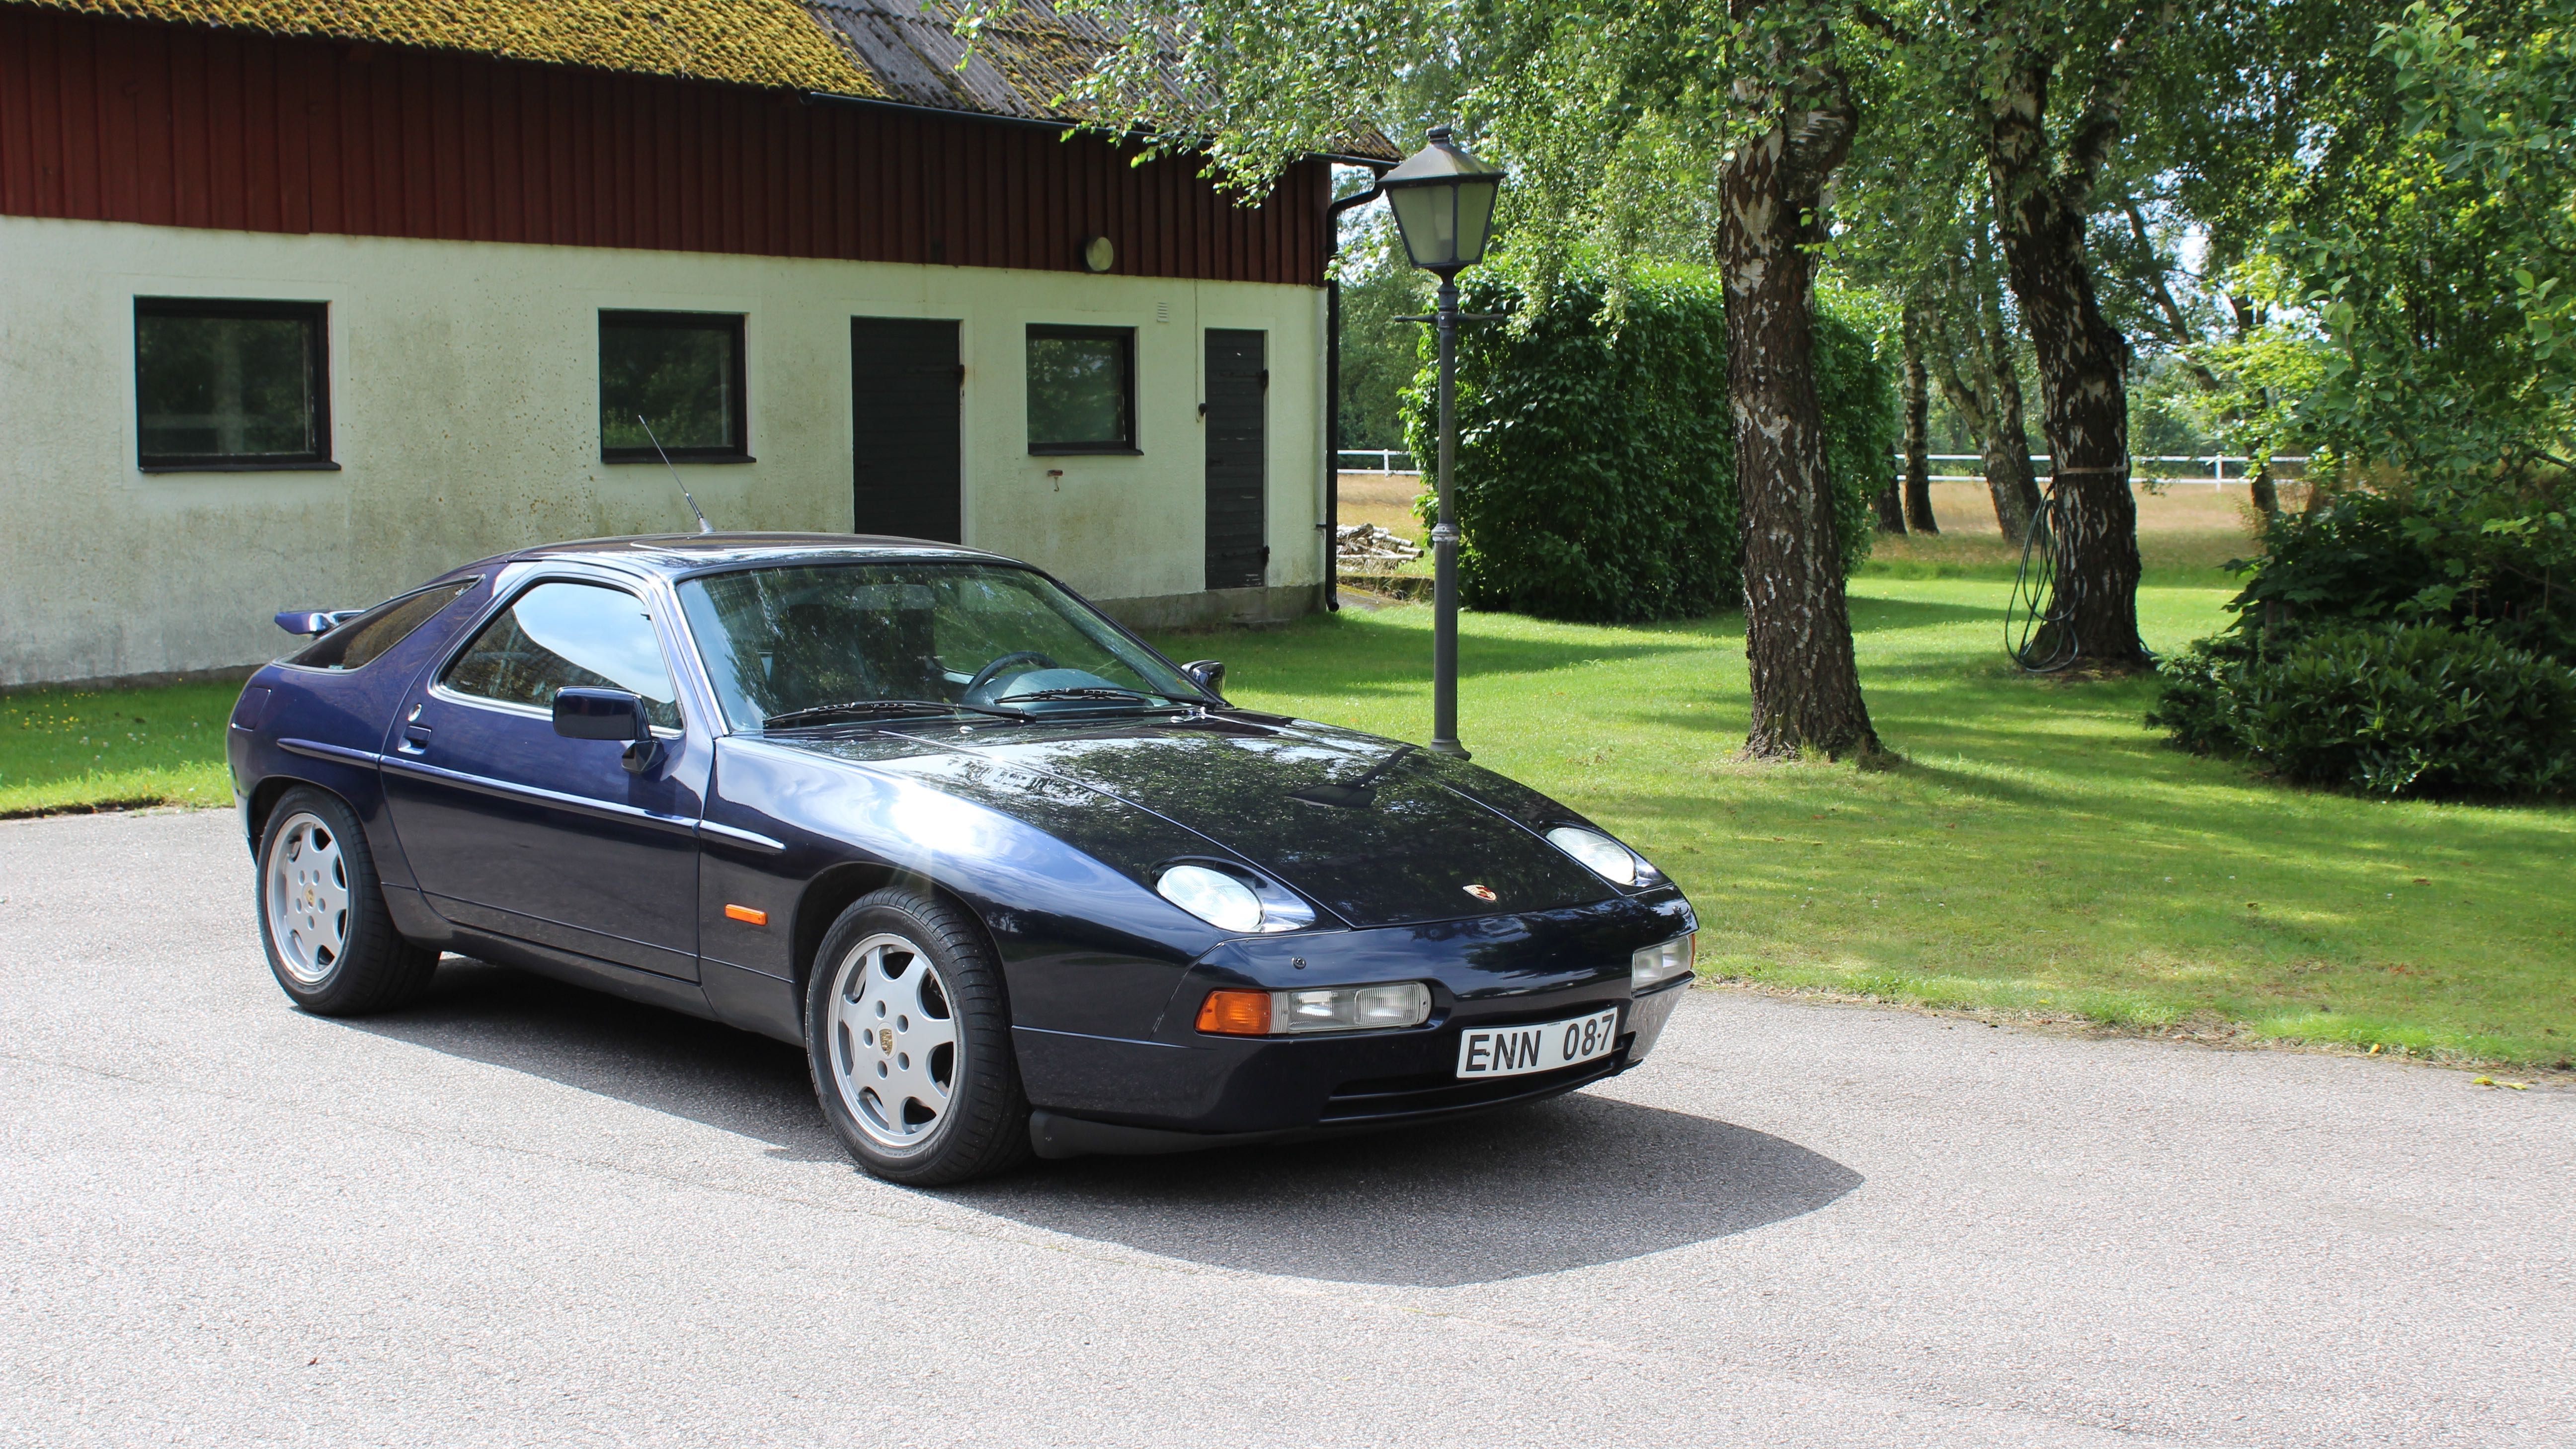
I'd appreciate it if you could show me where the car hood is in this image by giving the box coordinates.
[775,715,1618,929]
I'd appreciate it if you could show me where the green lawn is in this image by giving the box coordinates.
[0,682,238,817]
[1151,558,2576,1073]
[7,543,2568,1070]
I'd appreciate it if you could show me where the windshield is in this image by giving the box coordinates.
[677,562,1204,730]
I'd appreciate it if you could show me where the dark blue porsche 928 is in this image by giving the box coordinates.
[231,535,1698,1184]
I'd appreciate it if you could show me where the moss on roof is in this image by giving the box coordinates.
[803,0,1399,160]
[27,0,886,96]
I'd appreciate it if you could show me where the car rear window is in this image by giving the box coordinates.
[288,581,475,671]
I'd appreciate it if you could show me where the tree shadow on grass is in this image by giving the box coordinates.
[1885,757,2101,810]
[1629,686,2118,746]
[1215,630,1709,698]
[1595,729,2576,925]
[944,1090,1861,1288]
[1844,596,2005,633]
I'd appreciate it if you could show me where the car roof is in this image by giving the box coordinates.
[483,533,1018,580]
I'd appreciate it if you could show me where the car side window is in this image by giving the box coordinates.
[441,581,683,730]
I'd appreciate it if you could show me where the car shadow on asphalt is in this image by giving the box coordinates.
[341,958,854,1166]
[945,1095,1862,1287]
[352,959,1862,1286]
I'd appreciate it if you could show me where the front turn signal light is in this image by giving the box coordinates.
[1197,989,1273,1036]
[1196,982,1432,1036]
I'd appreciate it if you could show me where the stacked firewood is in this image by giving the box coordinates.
[1335,524,1424,563]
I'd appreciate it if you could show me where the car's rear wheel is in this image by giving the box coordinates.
[256,787,439,1015]
[806,888,1031,1185]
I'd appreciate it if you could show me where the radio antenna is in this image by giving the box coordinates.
[639,414,714,534]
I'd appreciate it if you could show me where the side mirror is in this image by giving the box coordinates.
[1181,659,1226,698]
[554,687,664,773]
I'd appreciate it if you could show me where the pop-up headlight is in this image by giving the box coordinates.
[1156,864,1316,935]
[1545,825,1660,887]
[1196,982,1432,1036]
[1156,864,1264,932]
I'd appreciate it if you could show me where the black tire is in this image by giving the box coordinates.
[255,787,439,1016]
[805,887,1031,1185]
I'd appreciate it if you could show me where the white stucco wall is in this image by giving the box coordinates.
[0,214,1327,687]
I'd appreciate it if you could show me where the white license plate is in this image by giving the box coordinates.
[1455,1007,1621,1078]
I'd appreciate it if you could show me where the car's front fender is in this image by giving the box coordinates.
[696,736,1241,1056]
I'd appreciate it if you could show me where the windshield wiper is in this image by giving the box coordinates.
[1292,744,1416,809]
[987,686,1183,707]
[762,699,1021,729]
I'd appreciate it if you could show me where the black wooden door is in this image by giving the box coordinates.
[851,317,963,543]
[1204,329,1268,590]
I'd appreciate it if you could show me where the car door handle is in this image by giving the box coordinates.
[397,724,432,755]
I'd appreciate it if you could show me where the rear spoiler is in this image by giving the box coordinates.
[275,609,364,637]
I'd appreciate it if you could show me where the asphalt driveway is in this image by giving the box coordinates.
[1,809,2567,1448]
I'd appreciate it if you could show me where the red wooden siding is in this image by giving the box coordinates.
[0,8,1331,285]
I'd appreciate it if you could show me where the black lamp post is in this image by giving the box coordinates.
[1382,126,1504,758]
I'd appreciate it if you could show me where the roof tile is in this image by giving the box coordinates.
[22,0,886,95]
[18,0,1397,159]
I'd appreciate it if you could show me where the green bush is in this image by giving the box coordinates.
[2145,634,2258,757]
[2149,624,2576,797]
[1398,256,1892,622]
[2219,492,2576,665]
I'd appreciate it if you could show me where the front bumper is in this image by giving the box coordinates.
[1014,891,1695,1158]
[1027,976,1689,1159]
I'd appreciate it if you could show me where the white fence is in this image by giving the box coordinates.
[1337,450,1419,473]
[1350,448,2308,484]
[1344,448,2308,484]
[1907,454,2312,487]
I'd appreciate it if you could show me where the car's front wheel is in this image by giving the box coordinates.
[256,787,439,1015]
[806,888,1031,1185]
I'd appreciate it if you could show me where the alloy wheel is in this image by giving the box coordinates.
[264,810,349,985]
[827,933,960,1150]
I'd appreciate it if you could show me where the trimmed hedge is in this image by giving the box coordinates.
[2149,624,2576,798]
[1398,257,1893,622]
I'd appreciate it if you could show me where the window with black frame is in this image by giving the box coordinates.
[600,310,749,462]
[134,298,331,471]
[1026,325,1136,453]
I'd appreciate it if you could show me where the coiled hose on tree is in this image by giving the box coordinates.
[2005,483,2082,673]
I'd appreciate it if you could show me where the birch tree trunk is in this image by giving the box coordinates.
[1874,478,1910,533]
[1977,278,2045,541]
[1900,306,1938,533]
[1723,81,1879,759]
[1927,304,2040,541]
[1987,58,2151,670]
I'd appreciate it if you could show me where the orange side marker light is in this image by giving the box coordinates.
[1195,989,1272,1036]
[724,904,769,927]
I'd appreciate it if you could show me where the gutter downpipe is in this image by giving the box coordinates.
[1322,176,1387,612]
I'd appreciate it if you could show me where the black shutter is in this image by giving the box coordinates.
[1204,329,1268,591]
